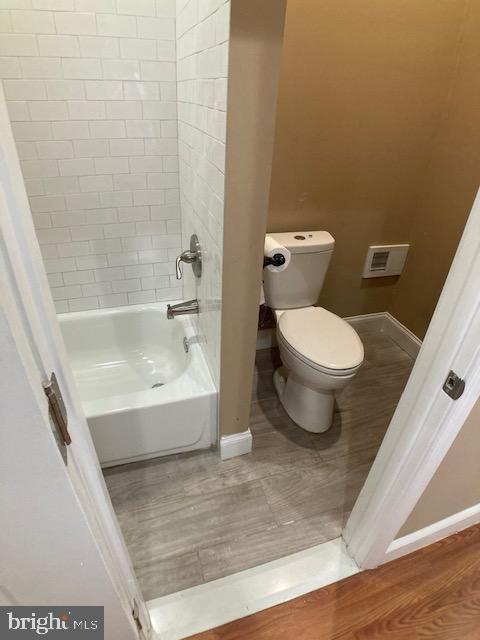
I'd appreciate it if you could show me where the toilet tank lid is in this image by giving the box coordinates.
[268,231,334,254]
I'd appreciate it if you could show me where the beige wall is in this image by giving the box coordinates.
[219,0,480,438]
[389,1,480,338]
[399,398,480,536]
[267,0,471,320]
[219,0,287,436]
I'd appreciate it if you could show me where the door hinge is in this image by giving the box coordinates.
[43,372,71,445]
[132,600,142,633]
[442,370,465,400]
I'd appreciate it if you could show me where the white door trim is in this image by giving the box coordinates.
[0,86,149,634]
[344,187,480,568]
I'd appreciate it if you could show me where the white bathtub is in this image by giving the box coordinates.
[59,302,217,467]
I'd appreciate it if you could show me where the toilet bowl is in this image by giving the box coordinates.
[262,231,364,434]
[273,306,364,433]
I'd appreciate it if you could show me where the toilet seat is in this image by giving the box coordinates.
[277,306,364,376]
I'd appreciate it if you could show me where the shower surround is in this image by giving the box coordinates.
[175,0,229,387]
[0,0,229,387]
[0,1,182,313]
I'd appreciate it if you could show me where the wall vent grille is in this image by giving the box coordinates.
[370,251,389,271]
[362,244,410,278]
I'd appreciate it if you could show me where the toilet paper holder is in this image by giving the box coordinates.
[263,253,286,269]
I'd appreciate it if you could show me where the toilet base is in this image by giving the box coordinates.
[273,367,334,433]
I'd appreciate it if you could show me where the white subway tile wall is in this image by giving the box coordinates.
[176,0,229,387]
[0,0,183,312]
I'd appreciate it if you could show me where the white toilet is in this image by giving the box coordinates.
[263,231,364,433]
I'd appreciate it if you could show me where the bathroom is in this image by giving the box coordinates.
[1,0,479,626]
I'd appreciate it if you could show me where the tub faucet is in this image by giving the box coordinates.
[167,299,199,319]
[176,234,202,279]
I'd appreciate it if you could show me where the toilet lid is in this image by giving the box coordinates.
[278,307,364,371]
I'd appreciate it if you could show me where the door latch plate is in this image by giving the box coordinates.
[442,370,465,400]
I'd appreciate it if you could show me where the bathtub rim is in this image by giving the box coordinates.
[58,301,217,419]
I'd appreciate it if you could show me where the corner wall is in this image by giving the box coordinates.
[267,0,467,319]
[388,0,480,339]
[175,0,229,388]
[219,0,287,437]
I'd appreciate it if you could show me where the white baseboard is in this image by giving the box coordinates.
[382,312,422,358]
[345,311,422,359]
[384,502,480,563]
[219,429,253,460]
[257,311,421,358]
[344,311,388,332]
[256,328,277,350]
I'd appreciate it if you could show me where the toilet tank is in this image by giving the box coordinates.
[263,231,335,309]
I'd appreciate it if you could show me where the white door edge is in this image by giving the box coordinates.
[0,85,150,636]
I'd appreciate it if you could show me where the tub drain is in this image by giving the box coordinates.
[151,382,164,389]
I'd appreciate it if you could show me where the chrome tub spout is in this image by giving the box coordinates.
[167,299,199,319]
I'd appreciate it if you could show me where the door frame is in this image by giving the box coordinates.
[344,188,480,568]
[0,85,150,634]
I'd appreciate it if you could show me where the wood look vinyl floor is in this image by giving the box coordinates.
[103,327,414,601]
[188,524,480,640]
